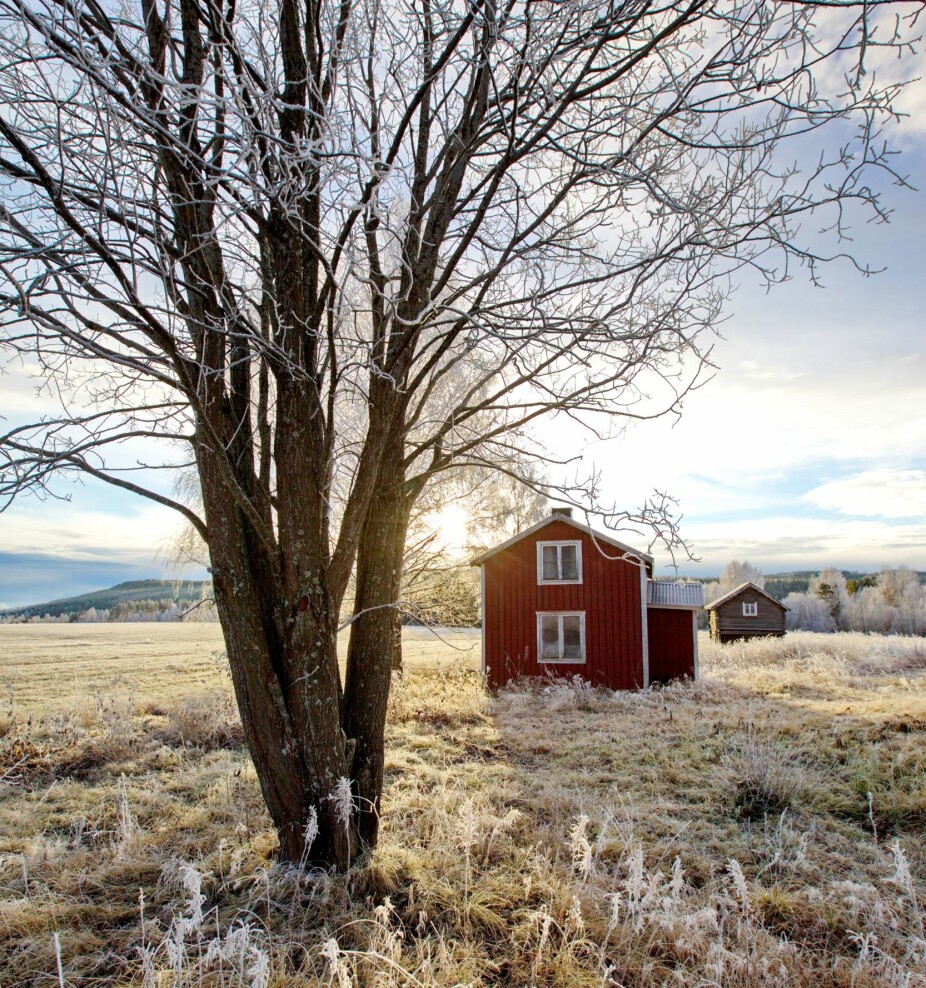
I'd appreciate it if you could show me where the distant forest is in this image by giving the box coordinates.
[691,571,926,600]
[1,580,211,623]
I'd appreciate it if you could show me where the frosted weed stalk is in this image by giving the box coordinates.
[136,860,272,988]
[569,814,593,881]
[114,773,139,858]
[328,776,357,876]
[890,839,926,949]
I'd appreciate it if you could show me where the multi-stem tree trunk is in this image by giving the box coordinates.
[342,455,415,848]
[197,427,357,868]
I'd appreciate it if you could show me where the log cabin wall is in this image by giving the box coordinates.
[709,586,787,643]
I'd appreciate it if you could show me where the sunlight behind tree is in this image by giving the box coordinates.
[423,506,471,558]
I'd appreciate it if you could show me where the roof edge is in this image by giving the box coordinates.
[469,514,653,568]
[703,581,790,612]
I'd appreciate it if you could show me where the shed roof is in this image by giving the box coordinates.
[469,514,653,569]
[703,581,790,612]
[647,581,704,609]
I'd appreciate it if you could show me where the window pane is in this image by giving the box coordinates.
[542,545,559,581]
[562,616,582,659]
[541,615,561,659]
[560,544,578,580]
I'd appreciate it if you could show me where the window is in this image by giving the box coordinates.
[537,613,586,663]
[537,541,582,583]
[743,601,758,617]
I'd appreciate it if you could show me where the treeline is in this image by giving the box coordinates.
[701,561,926,636]
[785,567,926,635]
[3,598,219,624]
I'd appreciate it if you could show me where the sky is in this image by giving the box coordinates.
[584,142,926,578]
[1,69,924,609]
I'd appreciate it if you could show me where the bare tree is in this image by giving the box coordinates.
[810,566,849,626]
[0,0,920,866]
[723,560,766,594]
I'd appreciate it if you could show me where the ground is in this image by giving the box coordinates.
[1,626,925,986]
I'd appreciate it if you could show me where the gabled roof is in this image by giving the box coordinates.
[469,514,653,569]
[647,581,704,609]
[703,581,789,612]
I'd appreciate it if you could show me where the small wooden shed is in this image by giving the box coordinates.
[704,582,788,643]
[471,509,703,689]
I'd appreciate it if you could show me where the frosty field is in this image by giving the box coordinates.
[1,626,925,986]
[0,623,480,714]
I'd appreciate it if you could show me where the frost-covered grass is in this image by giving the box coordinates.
[1,629,926,985]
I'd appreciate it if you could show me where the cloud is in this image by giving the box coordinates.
[0,552,160,611]
[737,360,809,383]
[672,515,926,575]
[805,469,926,519]
[0,499,184,565]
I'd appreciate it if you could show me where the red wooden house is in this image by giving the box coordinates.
[471,508,703,689]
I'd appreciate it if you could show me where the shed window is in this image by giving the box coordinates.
[743,601,758,617]
[537,541,582,583]
[537,613,586,663]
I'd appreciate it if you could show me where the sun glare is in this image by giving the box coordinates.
[426,505,470,556]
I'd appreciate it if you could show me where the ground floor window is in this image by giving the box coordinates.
[537,612,586,663]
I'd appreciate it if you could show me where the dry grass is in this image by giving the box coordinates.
[0,623,479,716]
[1,627,925,986]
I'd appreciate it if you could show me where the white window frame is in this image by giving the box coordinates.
[536,612,586,664]
[743,601,758,617]
[536,540,583,584]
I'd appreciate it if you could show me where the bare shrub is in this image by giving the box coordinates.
[724,730,809,821]
[156,692,244,752]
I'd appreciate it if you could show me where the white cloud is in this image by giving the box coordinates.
[805,469,926,519]
[1,500,183,565]
[573,348,926,521]
[0,362,66,417]
[673,515,926,574]
[737,360,809,383]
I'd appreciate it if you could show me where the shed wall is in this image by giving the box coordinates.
[647,608,696,683]
[482,519,645,689]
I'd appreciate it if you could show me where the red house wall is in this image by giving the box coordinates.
[481,520,646,689]
[646,607,696,684]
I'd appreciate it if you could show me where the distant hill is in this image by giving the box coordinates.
[2,579,211,619]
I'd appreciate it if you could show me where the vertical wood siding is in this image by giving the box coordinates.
[482,520,644,689]
[646,607,696,683]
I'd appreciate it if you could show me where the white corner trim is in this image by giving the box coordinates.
[480,564,486,686]
[692,610,700,681]
[639,562,649,688]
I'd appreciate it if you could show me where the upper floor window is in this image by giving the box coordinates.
[743,601,758,617]
[537,541,582,583]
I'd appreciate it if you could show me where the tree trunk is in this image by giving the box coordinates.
[198,435,355,869]
[342,475,412,849]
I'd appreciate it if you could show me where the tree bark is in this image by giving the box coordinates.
[342,462,413,849]
[197,422,355,868]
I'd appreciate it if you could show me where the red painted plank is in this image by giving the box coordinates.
[482,519,645,689]
[646,608,695,684]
